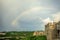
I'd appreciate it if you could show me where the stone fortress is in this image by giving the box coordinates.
[45,21,60,40]
[33,21,60,40]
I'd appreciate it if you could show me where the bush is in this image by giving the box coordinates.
[29,36,47,40]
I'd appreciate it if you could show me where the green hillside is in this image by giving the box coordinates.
[0,31,47,40]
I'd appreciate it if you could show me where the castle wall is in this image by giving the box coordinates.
[45,22,57,40]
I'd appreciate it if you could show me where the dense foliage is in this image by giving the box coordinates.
[0,31,47,40]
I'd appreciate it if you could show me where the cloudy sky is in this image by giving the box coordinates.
[0,0,60,31]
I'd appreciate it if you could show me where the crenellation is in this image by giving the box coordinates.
[45,21,60,40]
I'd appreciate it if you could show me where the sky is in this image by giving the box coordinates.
[0,0,60,31]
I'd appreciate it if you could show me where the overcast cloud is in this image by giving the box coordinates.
[0,0,60,31]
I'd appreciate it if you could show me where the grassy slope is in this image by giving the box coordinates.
[0,31,47,40]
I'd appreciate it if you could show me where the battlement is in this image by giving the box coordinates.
[45,21,60,40]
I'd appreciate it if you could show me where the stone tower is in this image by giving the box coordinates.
[45,22,57,40]
[56,21,60,39]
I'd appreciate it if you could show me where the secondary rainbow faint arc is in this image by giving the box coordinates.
[12,6,54,26]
